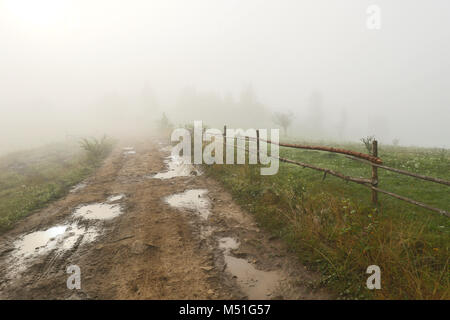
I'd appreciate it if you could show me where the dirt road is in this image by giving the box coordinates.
[0,138,331,299]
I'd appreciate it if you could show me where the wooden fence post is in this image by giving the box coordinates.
[371,140,378,206]
[223,125,227,163]
[256,129,260,164]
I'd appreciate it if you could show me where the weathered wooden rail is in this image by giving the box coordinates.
[218,126,449,217]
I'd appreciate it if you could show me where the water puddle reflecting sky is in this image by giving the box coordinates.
[153,155,201,179]
[217,236,282,299]
[6,223,100,277]
[73,203,123,220]
[165,189,210,219]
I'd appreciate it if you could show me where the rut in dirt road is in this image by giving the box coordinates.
[0,139,332,300]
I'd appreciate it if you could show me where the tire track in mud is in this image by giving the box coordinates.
[0,137,332,300]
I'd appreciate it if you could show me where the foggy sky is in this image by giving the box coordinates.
[1,0,449,154]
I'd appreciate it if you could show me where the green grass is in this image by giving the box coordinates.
[204,140,449,299]
[0,138,113,233]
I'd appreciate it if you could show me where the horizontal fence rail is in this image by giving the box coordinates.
[213,127,449,217]
[278,156,373,185]
[370,186,449,217]
[345,155,450,187]
[260,138,383,164]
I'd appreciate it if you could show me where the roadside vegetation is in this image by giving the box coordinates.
[204,140,449,299]
[0,137,114,233]
[79,136,114,166]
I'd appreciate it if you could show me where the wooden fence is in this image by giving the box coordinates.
[220,126,450,217]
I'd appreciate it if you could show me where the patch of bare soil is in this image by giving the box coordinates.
[0,138,332,300]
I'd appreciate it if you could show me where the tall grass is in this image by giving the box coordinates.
[79,135,114,167]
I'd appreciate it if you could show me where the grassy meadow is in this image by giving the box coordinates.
[0,137,113,233]
[204,139,449,299]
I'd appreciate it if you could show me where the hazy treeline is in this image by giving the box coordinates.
[0,83,441,156]
[166,86,393,145]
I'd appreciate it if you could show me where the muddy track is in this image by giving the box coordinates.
[0,137,332,300]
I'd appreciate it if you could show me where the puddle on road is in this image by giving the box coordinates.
[7,223,100,277]
[153,154,201,179]
[70,182,87,193]
[218,237,281,299]
[165,189,211,219]
[123,146,136,155]
[3,193,126,279]
[7,196,124,267]
[14,224,99,257]
[224,255,281,299]
[106,194,125,203]
[219,237,239,252]
[73,203,123,220]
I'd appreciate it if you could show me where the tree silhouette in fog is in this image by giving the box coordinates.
[272,111,294,136]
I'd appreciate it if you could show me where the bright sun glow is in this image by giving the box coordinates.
[4,0,69,27]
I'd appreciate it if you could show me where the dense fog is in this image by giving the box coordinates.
[1,0,449,155]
